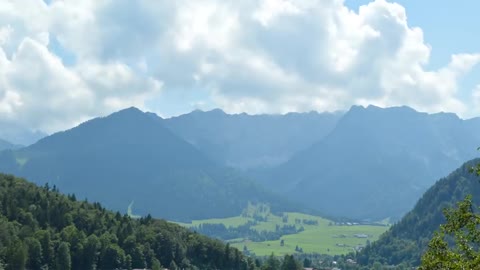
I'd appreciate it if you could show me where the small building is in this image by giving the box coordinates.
[346,258,357,264]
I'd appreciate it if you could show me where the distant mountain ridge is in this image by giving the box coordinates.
[1,105,478,223]
[0,138,22,151]
[0,121,46,145]
[265,105,480,221]
[0,107,296,221]
[165,109,342,169]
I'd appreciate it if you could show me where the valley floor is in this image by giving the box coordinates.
[177,211,389,256]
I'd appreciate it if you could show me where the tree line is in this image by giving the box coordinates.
[0,174,304,270]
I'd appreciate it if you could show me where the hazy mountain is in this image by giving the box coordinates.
[357,158,480,266]
[0,121,46,145]
[0,107,295,221]
[267,105,480,221]
[165,109,342,169]
[0,138,22,151]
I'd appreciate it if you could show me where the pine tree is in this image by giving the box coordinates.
[35,230,54,269]
[57,242,72,270]
[262,253,280,270]
[151,258,162,270]
[83,235,99,270]
[281,254,302,270]
[5,240,27,270]
[100,244,125,270]
[169,260,179,270]
[125,255,133,270]
[25,238,43,270]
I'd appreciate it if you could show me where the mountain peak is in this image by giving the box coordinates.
[110,106,144,116]
[27,106,169,154]
[431,111,460,121]
[184,108,226,117]
[102,106,167,124]
[205,108,226,115]
[349,104,417,113]
[0,108,289,222]
[343,105,423,123]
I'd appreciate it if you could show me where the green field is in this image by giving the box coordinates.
[177,209,389,257]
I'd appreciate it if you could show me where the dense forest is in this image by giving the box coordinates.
[355,158,480,267]
[192,222,302,242]
[0,173,304,270]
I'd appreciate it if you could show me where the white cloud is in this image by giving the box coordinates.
[0,0,49,53]
[0,37,161,133]
[76,61,162,111]
[253,0,301,27]
[0,0,479,134]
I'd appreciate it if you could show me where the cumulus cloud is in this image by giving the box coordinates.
[0,37,161,133]
[0,0,479,133]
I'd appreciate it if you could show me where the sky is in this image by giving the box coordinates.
[0,0,479,134]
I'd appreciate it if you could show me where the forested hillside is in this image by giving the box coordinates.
[356,158,480,267]
[0,173,304,270]
[0,108,296,221]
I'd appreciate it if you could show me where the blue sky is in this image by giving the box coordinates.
[347,0,478,68]
[345,0,480,103]
[1,0,480,133]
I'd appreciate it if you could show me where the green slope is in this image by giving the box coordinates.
[357,158,480,267]
[0,173,257,270]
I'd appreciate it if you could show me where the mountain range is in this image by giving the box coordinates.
[165,109,342,169]
[263,105,480,220]
[0,138,22,151]
[0,108,296,221]
[0,105,479,223]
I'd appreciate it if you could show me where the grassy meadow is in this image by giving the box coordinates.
[176,205,389,256]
